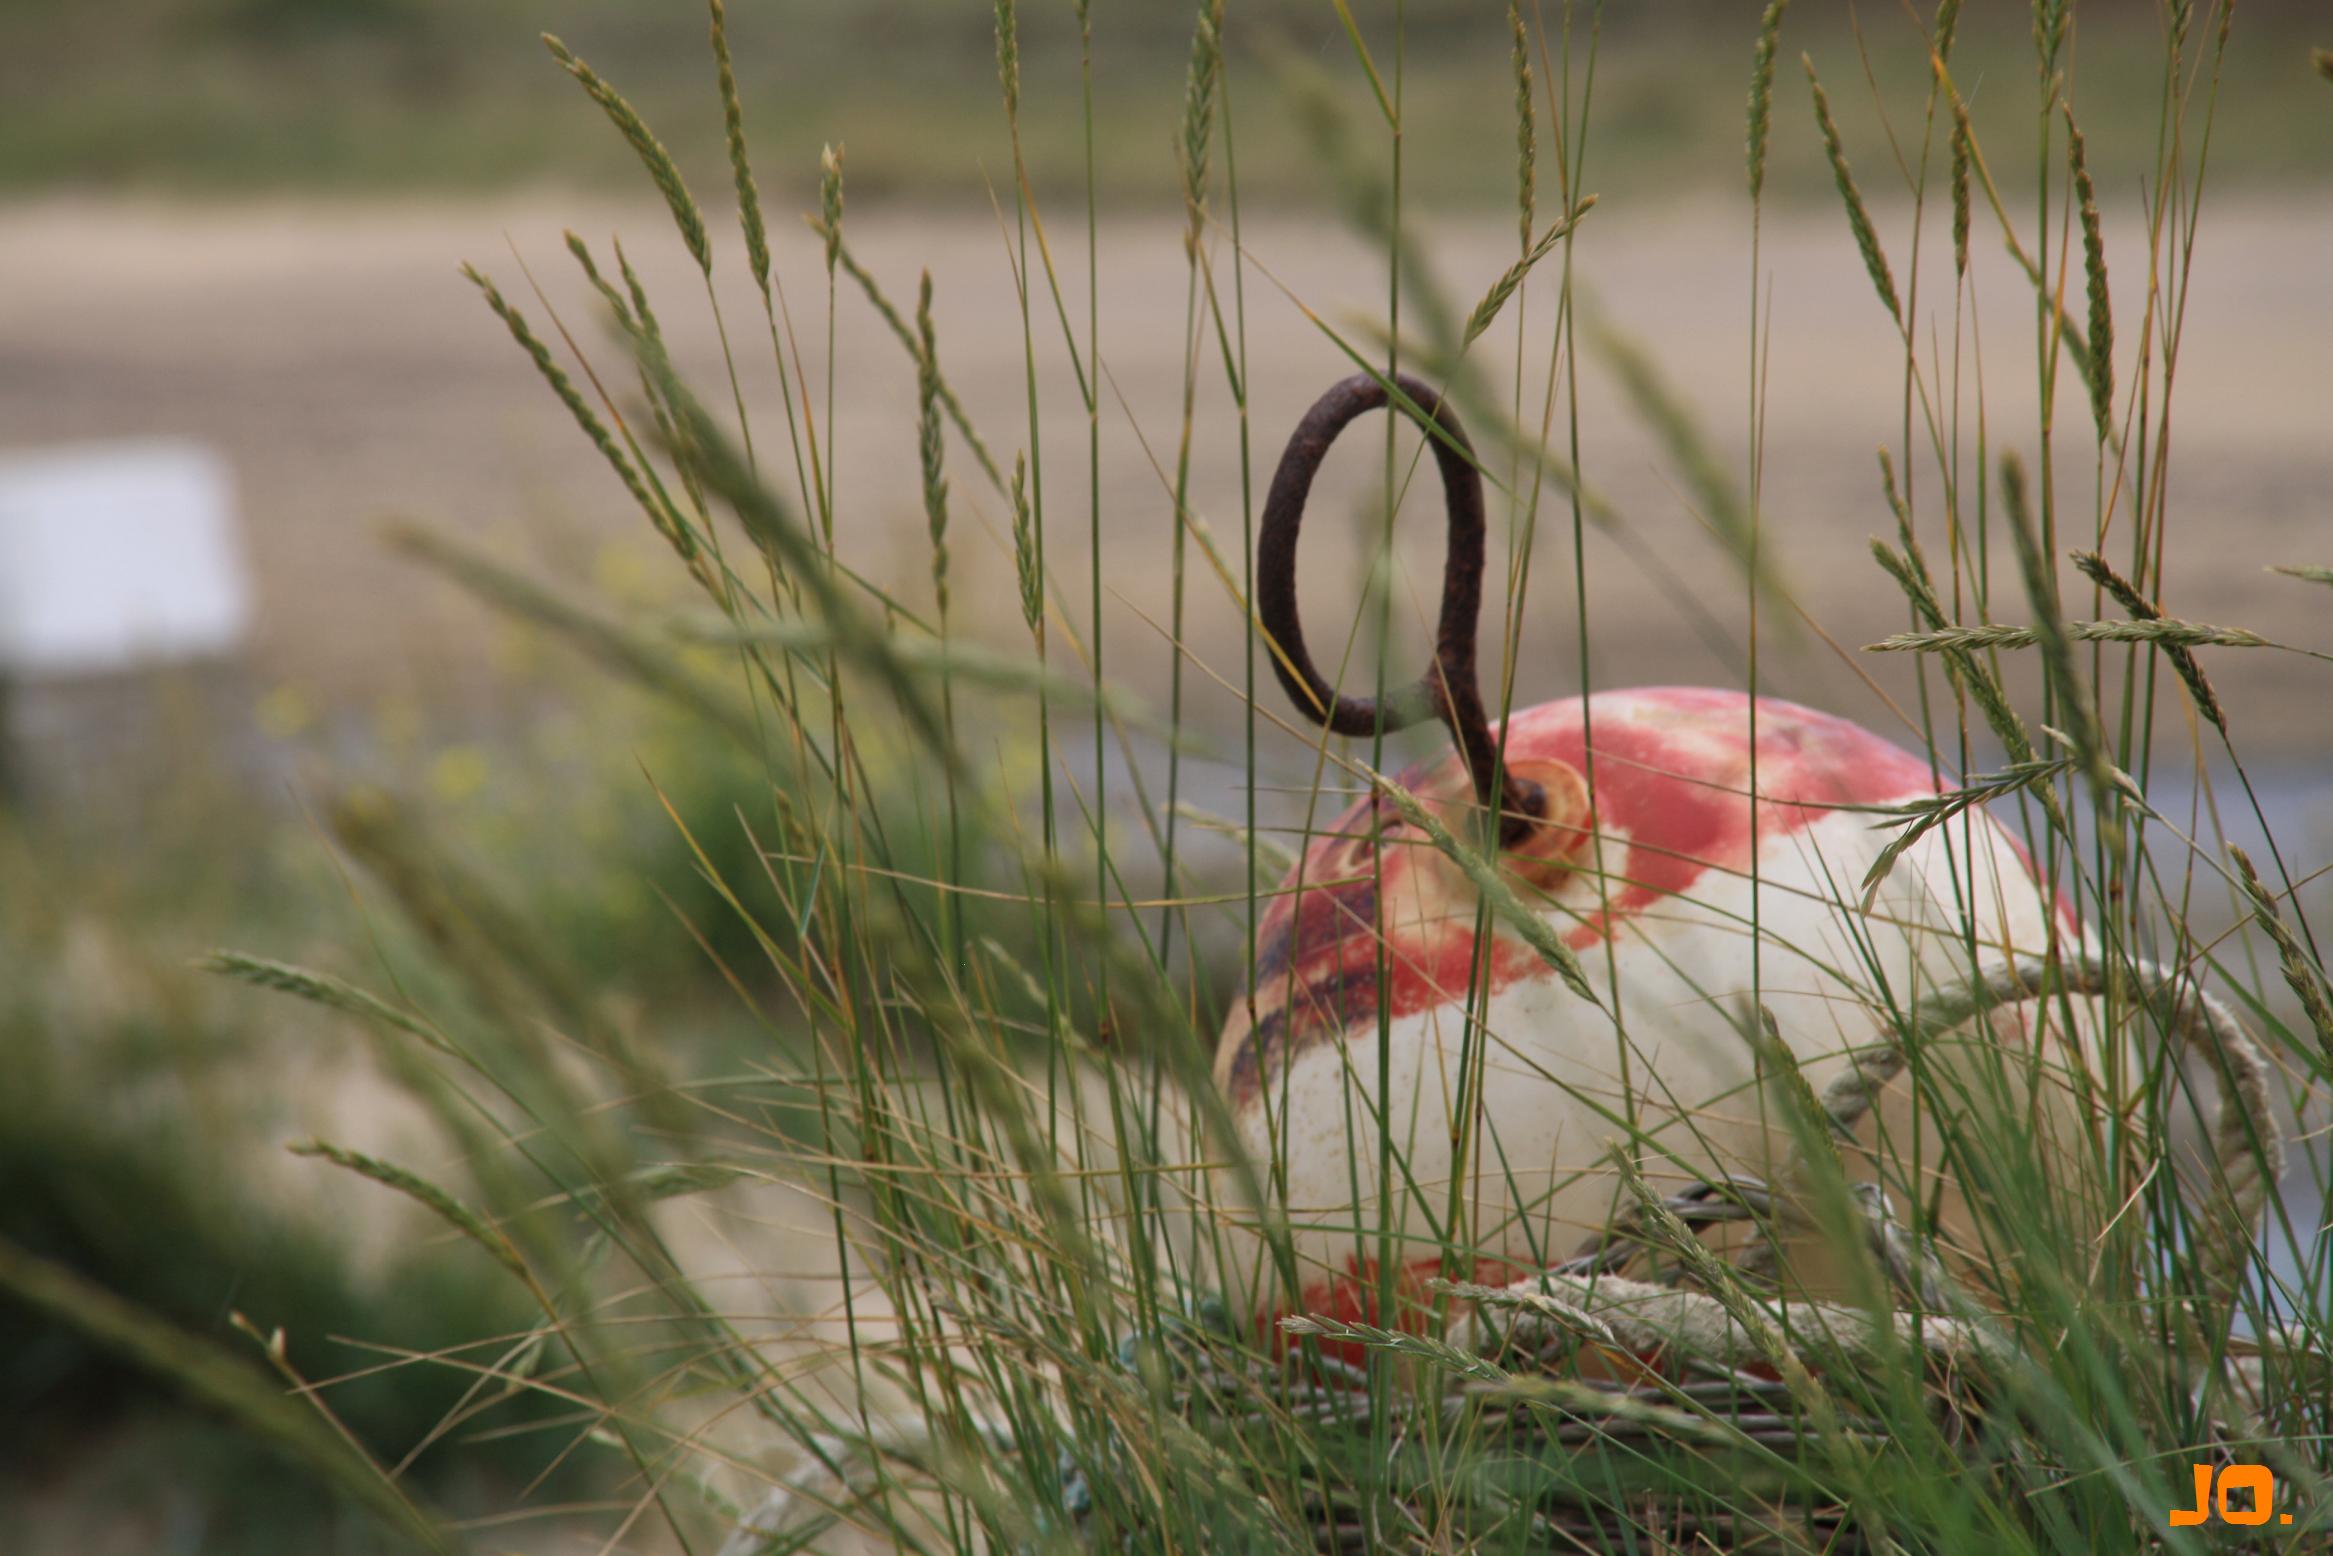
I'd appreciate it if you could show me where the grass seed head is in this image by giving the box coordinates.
[1867,534,2056,824]
[2002,453,2115,828]
[1512,0,1536,243]
[563,230,637,332]
[1179,3,1223,253]
[1949,109,1972,277]
[994,0,1020,123]
[2064,106,2115,438]
[707,0,770,298]
[461,263,684,558]
[1804,55,1902,325]
[2072,550,2225,734]
[289,1139,527,1280]
[821,143,845,275]
[1012,453,1042,635]
[543,33,711,276]
[2231,845,2333,1067]
[916,271,950,616]
[1747,0,1789,201]
[2034,0,2069,76]
[1461,197,1594,348]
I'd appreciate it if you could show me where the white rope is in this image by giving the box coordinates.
[1814,953,2281,1292]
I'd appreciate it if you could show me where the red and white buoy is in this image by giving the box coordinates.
[1197,374,2090,1340]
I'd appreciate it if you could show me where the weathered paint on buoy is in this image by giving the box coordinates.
[1204,687,2079,1341]
[1196,373,2103,1352]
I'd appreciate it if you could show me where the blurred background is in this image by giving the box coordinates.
[2,1,2327,1550]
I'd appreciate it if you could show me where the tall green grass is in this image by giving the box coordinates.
[12,1,2327,1551]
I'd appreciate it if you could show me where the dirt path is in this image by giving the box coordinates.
[4,194,2327,761]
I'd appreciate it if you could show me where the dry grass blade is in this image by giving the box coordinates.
[2231,845,2333,1066]
[1169,802,1301,876]
[1804,55,1901,325]
[670,616,1136,717]
[1747,0,1790,200]
[1460,197,1596,348]
[2073,549,2226,733]
[2271,563,2333,586]
[289,1140,529,1280]
[1327,0,1397,127]
[542,34,710,275]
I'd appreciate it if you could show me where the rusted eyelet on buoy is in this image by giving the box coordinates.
[1498,758,1592,892]
[1388,756,1589,897]
[1257,371,1549,851]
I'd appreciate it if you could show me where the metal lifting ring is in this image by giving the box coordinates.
[1258,371,1545,846]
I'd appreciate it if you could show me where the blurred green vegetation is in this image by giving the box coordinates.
[0,553,1088,1543]
[0,794,557,1544]
[7,0,2327,205]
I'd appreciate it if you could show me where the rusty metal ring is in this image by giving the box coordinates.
[1259,371,1544,845]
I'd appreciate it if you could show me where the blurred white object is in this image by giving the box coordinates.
[0,439,250,676]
